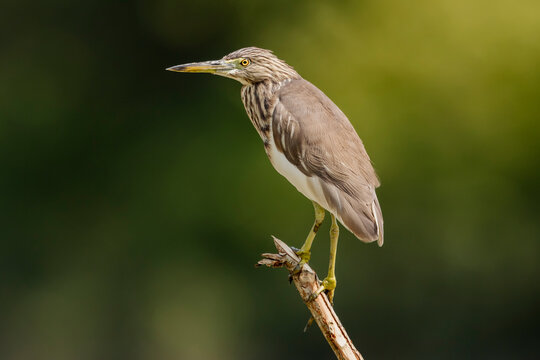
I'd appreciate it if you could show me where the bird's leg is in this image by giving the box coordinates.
[309,214,339,304]
[295,202,325,268]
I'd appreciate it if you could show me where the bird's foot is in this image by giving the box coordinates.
[308,276,337,305]
[296,249,311,264]
[292,249,311,274]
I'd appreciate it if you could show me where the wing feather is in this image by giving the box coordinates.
[272,79,384,245]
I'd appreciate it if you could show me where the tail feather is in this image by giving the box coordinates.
[372,195,384,246]
[321,181,384,245]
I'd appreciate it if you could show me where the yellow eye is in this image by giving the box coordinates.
[240,59,250,66]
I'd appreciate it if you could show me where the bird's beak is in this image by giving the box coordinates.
[166,59,234,74]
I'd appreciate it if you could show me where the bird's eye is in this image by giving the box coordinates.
[240,59,250,67]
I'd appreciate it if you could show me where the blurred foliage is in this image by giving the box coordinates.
[1,0,539,359]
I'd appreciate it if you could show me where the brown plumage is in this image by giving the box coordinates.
[232,48,383,245]
[167,47,383,246]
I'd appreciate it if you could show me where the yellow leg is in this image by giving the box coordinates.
[296,202,325,265]
[310,214,339,304]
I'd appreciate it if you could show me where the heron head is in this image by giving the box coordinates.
[167,47,299,85]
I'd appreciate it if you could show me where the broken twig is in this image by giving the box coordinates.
[257,236,364,360]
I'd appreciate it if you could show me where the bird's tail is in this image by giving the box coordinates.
[322,183,384,245]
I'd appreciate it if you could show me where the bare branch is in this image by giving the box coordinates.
[257,236,365,360]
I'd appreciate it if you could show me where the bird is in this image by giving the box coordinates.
[167,47,383,303]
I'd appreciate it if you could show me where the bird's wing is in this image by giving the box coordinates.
[272,79,383,245]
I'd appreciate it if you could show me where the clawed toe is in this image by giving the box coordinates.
[307,276,337,304]
[292,249,311,275]
[292,259,307,276]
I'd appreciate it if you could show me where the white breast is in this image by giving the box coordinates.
[267,141,330,211]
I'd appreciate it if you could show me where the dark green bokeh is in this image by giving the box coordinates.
[1,1,539,359]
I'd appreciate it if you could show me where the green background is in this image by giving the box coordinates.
[1,0,539,359]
